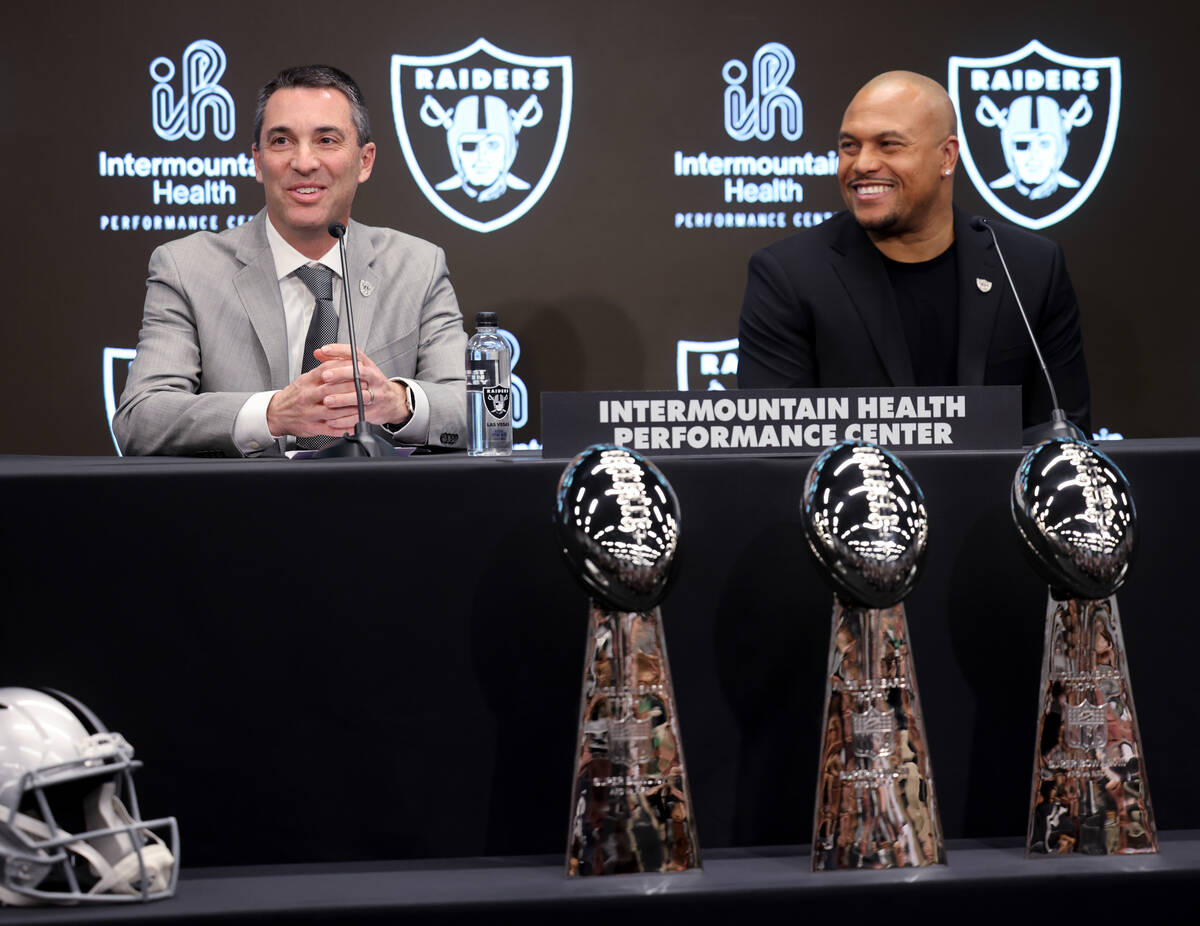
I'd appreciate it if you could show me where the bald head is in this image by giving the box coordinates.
[836,71,960,257]
[848,71,958,138]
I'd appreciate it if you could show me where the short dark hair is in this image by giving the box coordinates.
[254,65,371,147]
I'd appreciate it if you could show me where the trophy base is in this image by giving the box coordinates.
[812,599,946,871]
[1027,594,1157,856]
[566,602,701,876]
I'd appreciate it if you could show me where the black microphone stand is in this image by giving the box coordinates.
[312,222,395,458]
[1023,408,1087,445]
[972,216,1088,445]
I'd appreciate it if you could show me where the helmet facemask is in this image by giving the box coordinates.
[0,692,178,906]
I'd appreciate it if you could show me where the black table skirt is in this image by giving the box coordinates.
[1,440,1195,867]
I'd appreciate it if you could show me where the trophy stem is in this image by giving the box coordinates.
[566,601,701,876]
[812,599,945,870]
[1027,594,1157,855]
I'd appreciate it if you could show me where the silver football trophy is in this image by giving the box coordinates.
[1012,438,1157,856]
[555,444,700,876]
[803,441,945,870]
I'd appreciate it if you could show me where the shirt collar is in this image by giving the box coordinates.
[264,215,344,281]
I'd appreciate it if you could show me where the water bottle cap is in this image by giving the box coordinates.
[475,311,498,328]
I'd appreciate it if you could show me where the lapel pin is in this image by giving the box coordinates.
[359,280,374,297]
[976,277,993,293]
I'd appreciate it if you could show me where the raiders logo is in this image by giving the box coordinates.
[103,346,137,454]
[484,385,511,420]
[391,38,573,233]
[675,338,739,391]
[949,40,1120,229]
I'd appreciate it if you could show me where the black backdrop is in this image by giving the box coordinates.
[1,1,1196,454]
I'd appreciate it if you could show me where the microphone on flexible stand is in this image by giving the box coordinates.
[970,215,1088,445]
[311,221,394,458]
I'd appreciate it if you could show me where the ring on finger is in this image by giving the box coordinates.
[366,387,374,406]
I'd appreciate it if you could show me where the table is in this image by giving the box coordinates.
[1,440,1195,868]
[4,835,1197,924]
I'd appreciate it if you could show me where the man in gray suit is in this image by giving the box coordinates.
[115,65,467,456]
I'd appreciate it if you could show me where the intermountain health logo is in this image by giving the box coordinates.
[150,39,235,142]
[673,42,836,231]
[949,40,1121,229]
[722,42,802,142]
[98,38,255,234]
[391,38,572,233]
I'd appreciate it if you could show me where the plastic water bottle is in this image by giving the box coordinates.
[466,312,512,456]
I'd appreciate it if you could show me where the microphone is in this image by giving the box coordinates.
[970,216,1087,445]
[308,221,394,458]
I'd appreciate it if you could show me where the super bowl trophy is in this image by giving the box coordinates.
[803,441,945,870]
[1012,437,1157,856]
[555,444,700,876]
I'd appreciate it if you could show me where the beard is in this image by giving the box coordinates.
[841,184,904,235]
[850,204,901,234]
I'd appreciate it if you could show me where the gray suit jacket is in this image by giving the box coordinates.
[115,210,467,456]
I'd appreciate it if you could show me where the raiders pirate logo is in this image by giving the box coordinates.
[675,338,739,390]
[949,40,1121,229]
[391,38,573,233]
[484,385,510,420]
[103,346,137,454]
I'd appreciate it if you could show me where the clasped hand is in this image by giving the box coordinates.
[266,344,410,438]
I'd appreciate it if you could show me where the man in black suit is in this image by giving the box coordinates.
[737,71,1090,436]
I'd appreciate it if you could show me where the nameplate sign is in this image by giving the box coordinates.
[541,387,1021,458]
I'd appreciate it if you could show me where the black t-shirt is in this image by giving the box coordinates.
[881,243,959,387]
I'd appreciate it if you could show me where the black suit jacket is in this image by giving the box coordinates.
[737,208,1090,434]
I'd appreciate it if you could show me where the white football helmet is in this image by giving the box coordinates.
[0,687,178,905]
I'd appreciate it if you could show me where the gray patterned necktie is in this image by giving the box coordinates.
[295,263,338,373]
[294,264,339,449]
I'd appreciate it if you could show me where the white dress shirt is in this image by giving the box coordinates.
[232,217,428,454]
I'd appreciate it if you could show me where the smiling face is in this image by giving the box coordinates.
[837,74,958,247]
[252,87,376,258]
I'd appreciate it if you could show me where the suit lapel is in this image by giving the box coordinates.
[342,220,380,347]
[954,209,1003,386]
[232,213,290,389]
[829,218,914,386]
